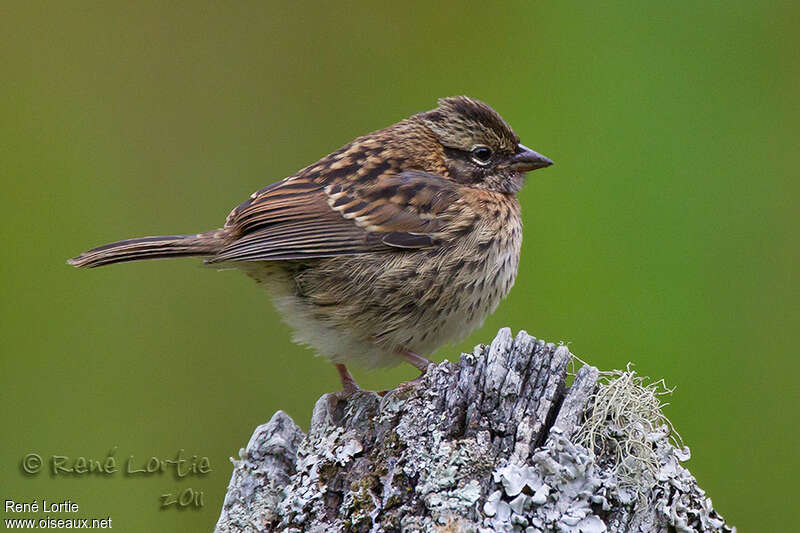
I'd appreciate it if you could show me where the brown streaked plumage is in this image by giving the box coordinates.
[68,96,553,391]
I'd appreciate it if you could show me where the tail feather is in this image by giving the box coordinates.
[67,231,224,268]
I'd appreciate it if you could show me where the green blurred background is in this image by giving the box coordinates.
[1,1,797,531]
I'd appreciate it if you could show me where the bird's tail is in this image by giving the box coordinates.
[67,230,226,268]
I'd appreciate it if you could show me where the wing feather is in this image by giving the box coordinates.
[207,171,462,263]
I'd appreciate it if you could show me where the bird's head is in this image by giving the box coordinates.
[416,96,552,194]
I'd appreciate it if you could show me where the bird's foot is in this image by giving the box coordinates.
[377,372,428,397]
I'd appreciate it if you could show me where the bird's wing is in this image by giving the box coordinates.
[207,171,464,263]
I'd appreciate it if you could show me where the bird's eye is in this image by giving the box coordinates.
[471,146,493,166]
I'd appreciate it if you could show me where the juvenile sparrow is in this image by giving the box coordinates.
[68,97,553,392]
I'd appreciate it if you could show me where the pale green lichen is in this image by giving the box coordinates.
[575,363,683,503]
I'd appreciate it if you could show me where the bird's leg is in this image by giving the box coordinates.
[398,349,433,373]
[335,363,360,394]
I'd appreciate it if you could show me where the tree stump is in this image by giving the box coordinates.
[215,328,735,532]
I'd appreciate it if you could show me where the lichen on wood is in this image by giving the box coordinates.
[215,328,735,533]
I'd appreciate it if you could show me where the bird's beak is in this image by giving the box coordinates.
[509,144,553,172]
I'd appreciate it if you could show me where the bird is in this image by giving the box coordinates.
[68,96,553,392]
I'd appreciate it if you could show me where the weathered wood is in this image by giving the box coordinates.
[215,328,735,532]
